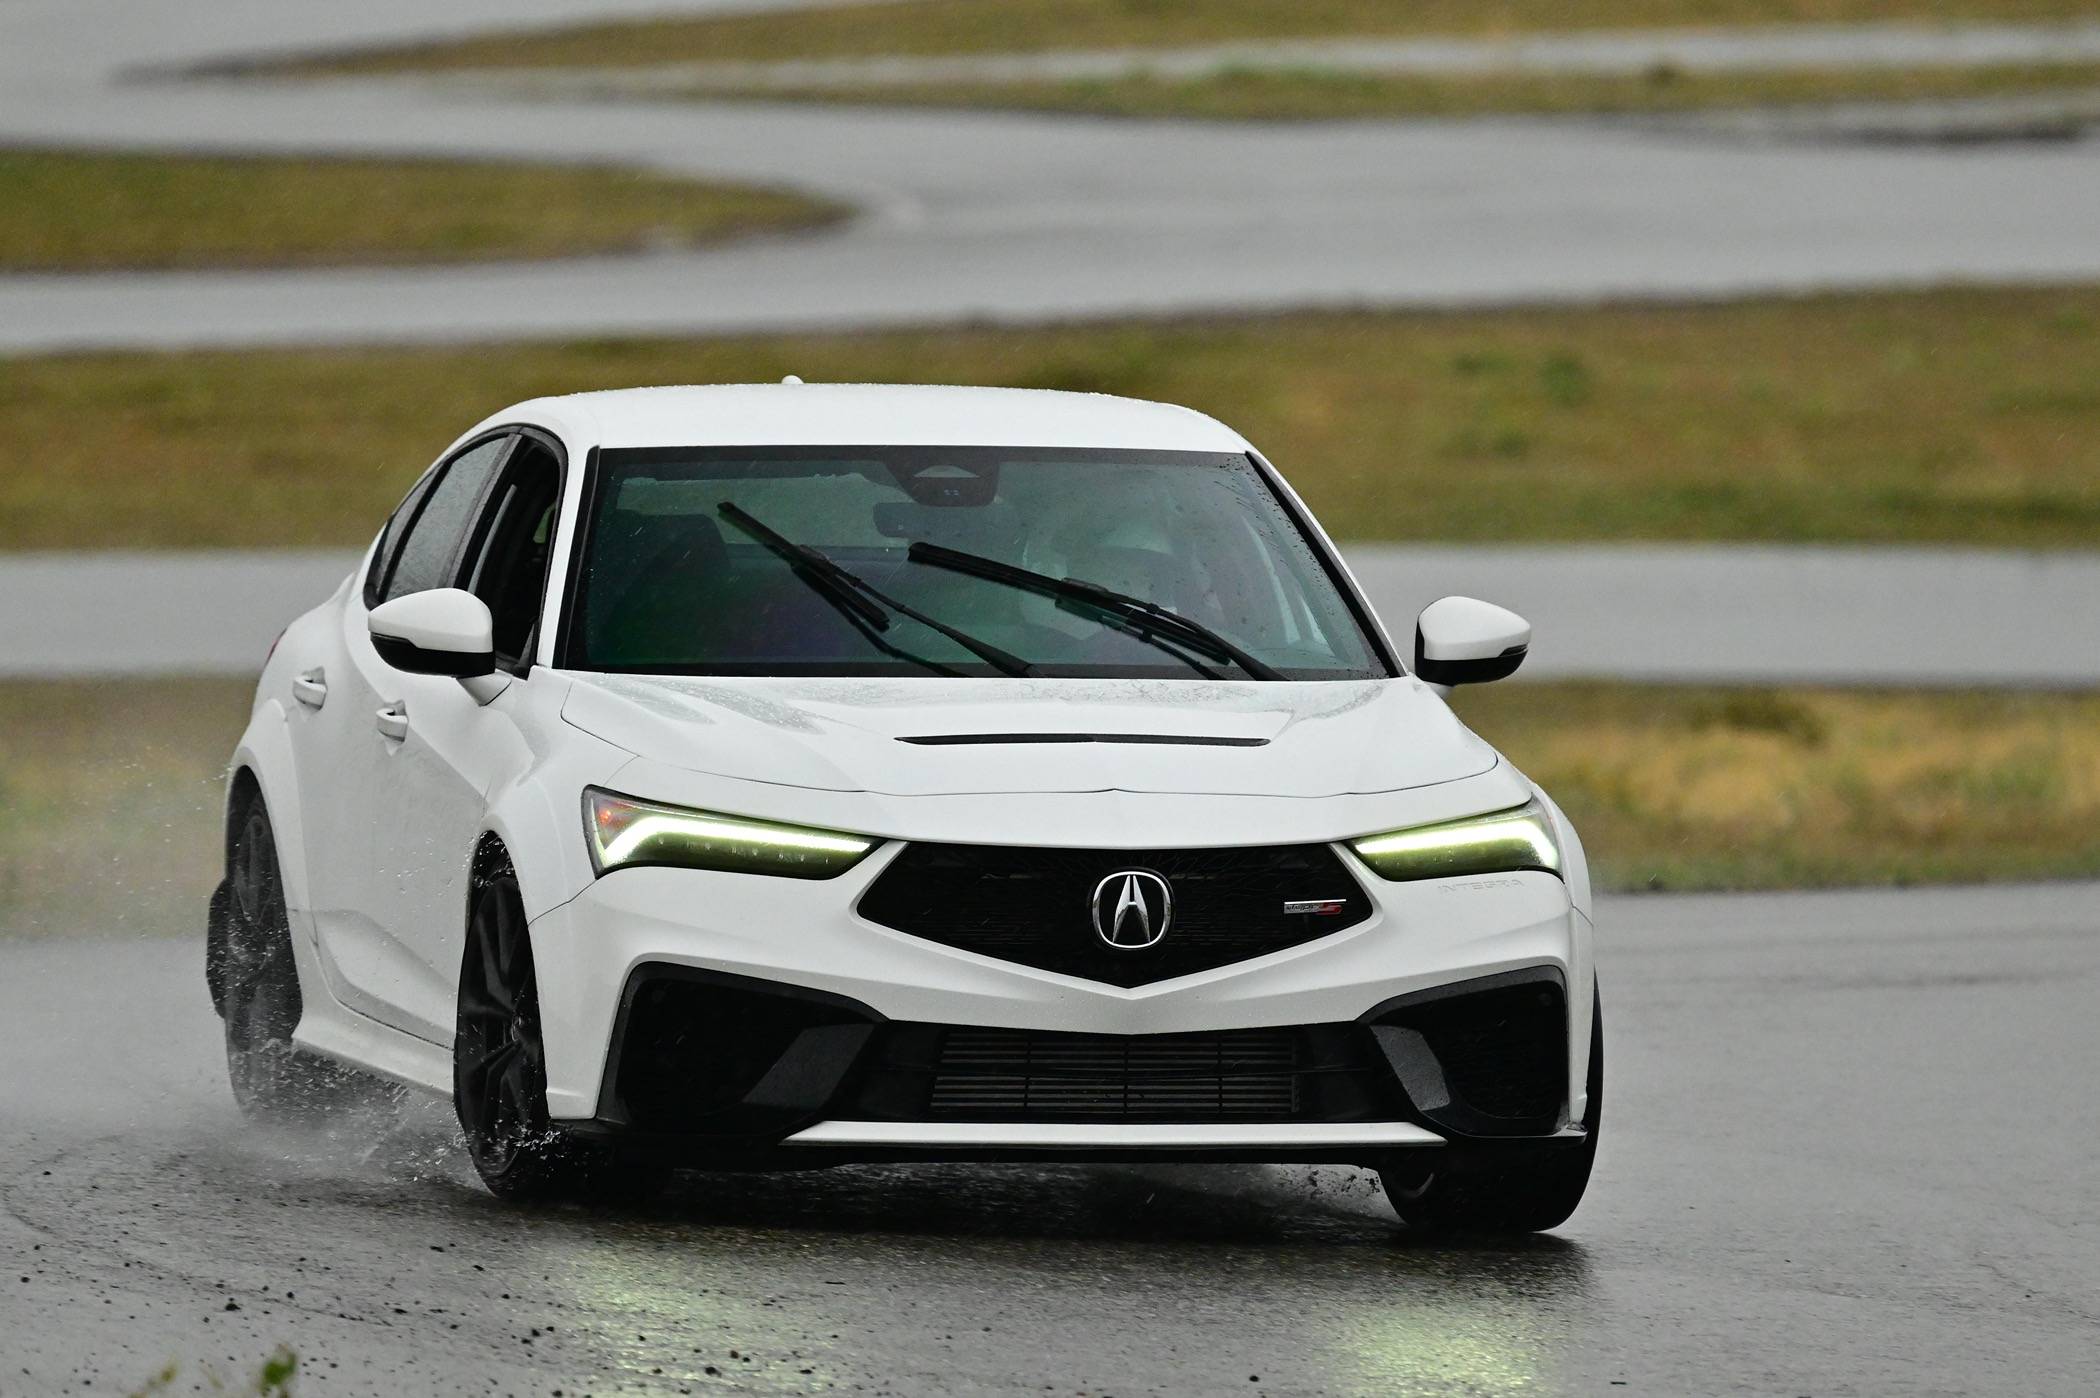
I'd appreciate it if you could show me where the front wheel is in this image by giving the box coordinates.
[454,866,665,1204]
[1380,984,1604,1234]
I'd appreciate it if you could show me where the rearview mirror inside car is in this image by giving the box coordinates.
[1414,595,1531,688]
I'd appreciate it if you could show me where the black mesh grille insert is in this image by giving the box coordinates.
[846,1023,1404,1124]
[604,969,874,1136]
[1423,984,1568,1121]
[857,842,1371,987]
[1366,977,1568,1135]
[930,1027,1298,1120]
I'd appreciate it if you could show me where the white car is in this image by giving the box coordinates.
[208,383,1600,1233]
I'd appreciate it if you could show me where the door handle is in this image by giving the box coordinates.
[375,701,410,742]
[292,668,327,709]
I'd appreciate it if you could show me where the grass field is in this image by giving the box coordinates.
[4,678,2093,935]
[0,678,241,938]
[285,0,2100,72]
[1455,683,2100,892]
[4,286,2097,551]
[0,149,840,272]
[713,61,2100,122]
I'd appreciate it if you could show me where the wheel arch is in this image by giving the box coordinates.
[213,716,307,1022]
[226,702,317,925]
[223,765,263,852]
[480,774,600,928]
[471,829,516,889]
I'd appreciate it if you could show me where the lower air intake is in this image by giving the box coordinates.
[845,1022,1405,1125]
[929,1027,1299,1121]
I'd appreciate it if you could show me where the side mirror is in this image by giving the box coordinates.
[1414,595,1530,688]
[368,588,495,678]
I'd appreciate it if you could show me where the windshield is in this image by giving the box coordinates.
[567,446,1389,680]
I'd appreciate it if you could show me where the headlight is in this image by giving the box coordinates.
[584,788,876,879]
[1348,799,1561,883]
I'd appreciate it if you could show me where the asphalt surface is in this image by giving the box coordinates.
[8,545,2095,687]
[5,5,2100,352]
[3,881,2096,1394]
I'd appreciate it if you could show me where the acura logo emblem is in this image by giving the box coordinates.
[1091,870,1172,950]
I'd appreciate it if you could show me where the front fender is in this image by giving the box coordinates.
[228,697,318,941]
[1521,782,1596,1126]
[1524,781,1593,926]
[483,779,599,931]
[480,683,631,926]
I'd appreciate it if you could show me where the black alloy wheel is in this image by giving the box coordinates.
[220,795,372,1124]
[1380,984,1605,1235]
[454,864,664,1204]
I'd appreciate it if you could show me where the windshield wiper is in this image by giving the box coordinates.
[717,504,1032,678]
[906,541,1285,682]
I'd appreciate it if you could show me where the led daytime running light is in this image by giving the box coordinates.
[586,789,875,879]
[1349,801,1561,882]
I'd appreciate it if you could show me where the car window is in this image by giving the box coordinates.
[570,445,1387,680]
[381,437,509,604]
[366,466,441,605]
[461,439,562,667]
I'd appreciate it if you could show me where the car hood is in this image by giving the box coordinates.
[559,675,1497,798]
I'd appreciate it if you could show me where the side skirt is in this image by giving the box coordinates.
[284,915,453,1099]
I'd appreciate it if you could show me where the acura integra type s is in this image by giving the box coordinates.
[208,383,1601,1233]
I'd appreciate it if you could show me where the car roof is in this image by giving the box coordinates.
[500,383,1254,454]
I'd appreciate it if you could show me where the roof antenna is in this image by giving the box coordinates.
[781,374,804,385]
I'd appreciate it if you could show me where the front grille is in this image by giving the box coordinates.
[930,1027,1299,1120]
[845,1023,1404,1124]
[857,842,1372,987]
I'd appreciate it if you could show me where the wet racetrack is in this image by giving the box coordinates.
[4,883,2096,1395]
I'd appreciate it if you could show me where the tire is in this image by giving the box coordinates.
[219,794,378,1126]
[454,865,665,1205]
[1380,984,1604,1235]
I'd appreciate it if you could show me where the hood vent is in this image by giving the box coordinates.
[896,732,1269,748]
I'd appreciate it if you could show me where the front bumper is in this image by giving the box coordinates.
[528,847,1592,1162]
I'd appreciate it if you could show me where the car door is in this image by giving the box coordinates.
[282,453,445,1001]
[360,433,564,1043]
[303,433,514,1040]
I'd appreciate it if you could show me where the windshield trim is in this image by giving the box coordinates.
[556,443,1398,680]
